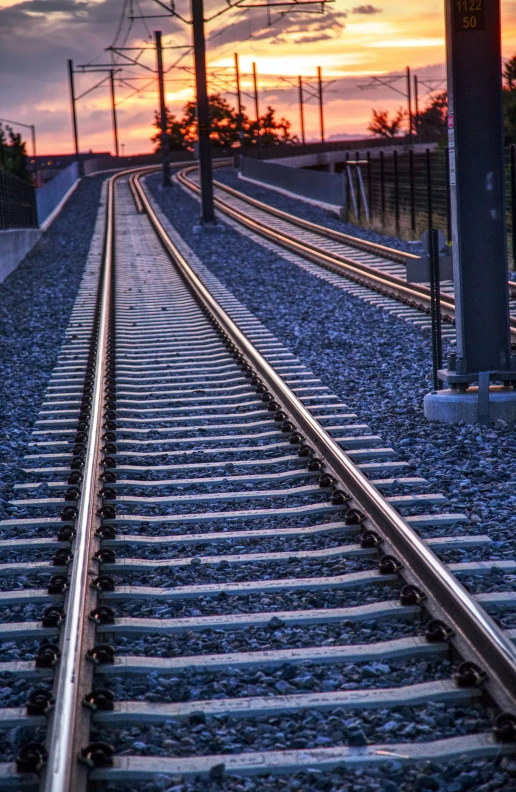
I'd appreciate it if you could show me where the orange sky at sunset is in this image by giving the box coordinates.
[1,0,516,155]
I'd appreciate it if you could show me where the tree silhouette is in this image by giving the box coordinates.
[0,124,30,182]
[367,108,407,139]
[152,93,297,152]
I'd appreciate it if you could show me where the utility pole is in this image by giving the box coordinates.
[109,70,120,158]
[155,31,171,187]
[426,0,513,411]
[406,66,412,140]
[317,66,324,143]
[234,52,244,146]
[192,0,215,224]
[67,59,81,175]
[298,76,305,144]
[252,62,259,121]
[413,74,419,140]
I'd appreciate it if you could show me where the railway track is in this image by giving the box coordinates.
[0,166,515,790]
[177,165,516,341]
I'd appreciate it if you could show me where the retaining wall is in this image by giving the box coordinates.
[239,155,347,212]
[0,228,41,284]
[36,161,79,226]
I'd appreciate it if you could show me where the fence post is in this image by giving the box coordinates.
[393,150,400,234]
[426,148,433,231]
[445,147,452,243]
[367,151,372,222]
[355,150,360,222]
[345,152,350,218]
[511,144,516,270]
[380,150,385,227]
[409,149,416,232]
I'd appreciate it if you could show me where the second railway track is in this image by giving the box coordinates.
[0,167,516,789]
[177,164,516,342]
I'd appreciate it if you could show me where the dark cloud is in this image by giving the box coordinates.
[352,4,382,14]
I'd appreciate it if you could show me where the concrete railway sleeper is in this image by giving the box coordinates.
[0,166,515,791]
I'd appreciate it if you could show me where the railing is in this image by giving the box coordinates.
[0,171,37,229]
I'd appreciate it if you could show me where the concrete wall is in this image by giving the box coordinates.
[0,228,41,284]
[239,155,347,212]
[275,142,438,172]
[36,161,79,226]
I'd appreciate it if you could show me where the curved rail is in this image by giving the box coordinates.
[137,169,516,713]
[177,164,516,329]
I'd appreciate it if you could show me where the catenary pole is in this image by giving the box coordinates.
[67,60,81,175]
[413,74,419,140]
[406,66,412,140]
[317,66,324,143]
[109,70,120,158]
[298,76,305,144]
[443,0,512,381]
[234,52,244,146]
[155,31,171,187]
[192,0,215,223]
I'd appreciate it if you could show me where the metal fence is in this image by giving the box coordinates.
[0,171,37,229]
[342,146,516,268]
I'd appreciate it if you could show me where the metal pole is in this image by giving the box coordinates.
[355,150,360,221]
[367,151,372,221]
[414,75,419,141]
[67,59,81,175]
[234,53,244,147]
[252,62,260,121]
[393,150,400,233]
[445,147,452,243]
[406,66,412,140]
[155,31,171,188]
[192,0,215,224]
[409,148,416,232]
[298,76,305,144]
[444,0,511,381]
[252,61,260,148]
[31,124,38,186]
[317,66,324,143]
[426,148,433,232]
[380,150,385,226]
[109,70,119,159]
[429,228,443,391]
[511,145,516,270]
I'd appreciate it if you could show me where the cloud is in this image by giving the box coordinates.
[352,4,382,14]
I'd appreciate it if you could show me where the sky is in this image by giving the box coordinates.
[1,0,516,155]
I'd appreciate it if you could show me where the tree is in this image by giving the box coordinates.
[503,55,516,144]
[0,124,30,182]
[416,91,448,143]
[367,108,407,139]
[152,93,298,152]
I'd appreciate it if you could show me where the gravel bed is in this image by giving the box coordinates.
[114,585,402,620]
[105,617,420,661]
[116,557,374,589]
[93,702,491,756]
[112,532,361,558]
[214,166,425,256]
[148,174,516,573]
[0,175,106,512]
[98,757,516,792]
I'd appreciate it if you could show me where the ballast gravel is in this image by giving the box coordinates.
[214,166,425,256]
[143,170,516,790]
[0,174,106,511]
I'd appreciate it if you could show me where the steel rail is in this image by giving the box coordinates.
[40,169,131,792]
[176,166,456,317]
[178,165,516,324]
[136,169,516,715]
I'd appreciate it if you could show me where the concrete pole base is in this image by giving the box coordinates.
[192,223,224,234]
[424,386,516,424]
